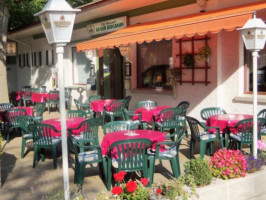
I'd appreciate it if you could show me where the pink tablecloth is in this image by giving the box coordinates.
[206,114,253,133]
[101,130,165,156]
[90,99,115,112]
[31,92,50,103]
[132,106,171,122]
[42,117,86,137]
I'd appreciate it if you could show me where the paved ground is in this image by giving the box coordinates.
[1,108,247,200]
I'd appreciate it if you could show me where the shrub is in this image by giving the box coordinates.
[209,148,247,179]
[184,158,212,186]
[155,175,197,200]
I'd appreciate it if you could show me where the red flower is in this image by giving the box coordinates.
[140,178,149,186]
[113,171,127,182]
[156,188,162,194]
[126,181,138,193]
[111,186,123,195]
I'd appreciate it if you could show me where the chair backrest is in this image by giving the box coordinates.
[6,108,27,127]
[176,101,190,116]
[106,99,125,113]
[135,100,158,109]
[66,110,87,118]
[200,107,226,121]
[88,95,101,103]
[33,103,46,117]
[258,109,266,118]
[123,95,132,110]
[186,116,204,139]
[40,86,46,93]
[157,107,183,127]
[32,88,41,93]
[17,115,37,136]
[109,138,152,171]
[49,90,59,101]
[0,103,14,110]
[29,123,59,146]
[234,118,255,142]
[71,118,102,144]
[103,120,140,135]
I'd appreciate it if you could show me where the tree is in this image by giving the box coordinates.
[0,0,90,103]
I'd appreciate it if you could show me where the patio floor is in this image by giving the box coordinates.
[0,109,247,200]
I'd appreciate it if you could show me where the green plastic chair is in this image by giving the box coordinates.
[68,136,106,186]
[200,107,226,124]
[228,118,265,154]
[123,95,132,110]
[186,116,222,159]
[46,90,60,113]
[148,127,185,184]
[103,99,125,124]
[74,99,91,116]
[20,88,32,107]
[3,108,27,142]
[66,110,87,118]
[103,120,140,135]
[106,138,152,191]
[135,100,158,109]
[29,123,61,169]
[176,101,190,137]
[17,115,38,158]
[152,108,183,139]
[258,110,266,137]
[68,118,102,147]
[33,103,46,122]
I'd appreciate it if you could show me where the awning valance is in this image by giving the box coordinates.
[77,1,266,51]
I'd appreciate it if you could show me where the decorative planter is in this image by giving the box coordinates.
[197,168,266,200]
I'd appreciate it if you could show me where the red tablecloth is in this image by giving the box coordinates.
[42,117,85,137]
[206,114,253,133]
[31,92,50,103]
[0,106,33,121]
[90,99,115,112]
[132,106,171,122]
[101,129,165,157]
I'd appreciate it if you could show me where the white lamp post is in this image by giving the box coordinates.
[238,13,266,159]
[35,1,80,199]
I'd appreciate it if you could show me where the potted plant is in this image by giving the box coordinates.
[198,43,211,62]
[182,53,195,68]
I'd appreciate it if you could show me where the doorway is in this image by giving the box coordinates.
[99,48,124,99]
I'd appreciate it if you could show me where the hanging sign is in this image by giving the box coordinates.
[87,16,127,36]
[7,42,17,56]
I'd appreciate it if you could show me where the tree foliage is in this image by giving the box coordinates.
[8,0,91,31]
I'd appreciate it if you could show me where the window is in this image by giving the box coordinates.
[72,47,93,84]
[245,45,266,93]
[137,40,172,89]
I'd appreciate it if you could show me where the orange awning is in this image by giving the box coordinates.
[77,1,266,51]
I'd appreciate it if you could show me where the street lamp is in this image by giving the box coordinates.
[35,0,80,199]
[238,13,266,159]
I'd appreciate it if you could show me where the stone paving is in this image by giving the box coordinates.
[0,109,199,200]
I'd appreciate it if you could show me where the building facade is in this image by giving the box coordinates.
[7,0,266,119]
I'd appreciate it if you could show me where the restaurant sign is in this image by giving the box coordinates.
[87,16,127,36]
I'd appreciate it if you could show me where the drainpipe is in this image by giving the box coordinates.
[8,37,32,87]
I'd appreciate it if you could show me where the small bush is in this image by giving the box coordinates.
[184,158,212,186]
[209,149,247,179]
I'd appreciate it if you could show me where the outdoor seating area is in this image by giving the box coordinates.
[1,97,266,199]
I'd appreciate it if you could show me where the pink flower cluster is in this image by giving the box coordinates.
[209,148,247,179]
[257,140,265,150]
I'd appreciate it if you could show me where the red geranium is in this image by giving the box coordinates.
[111,186,123,195]
[140,178,149,186]
[156,188,162,194]
[113,171,127,182]
[126,181,138,193]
